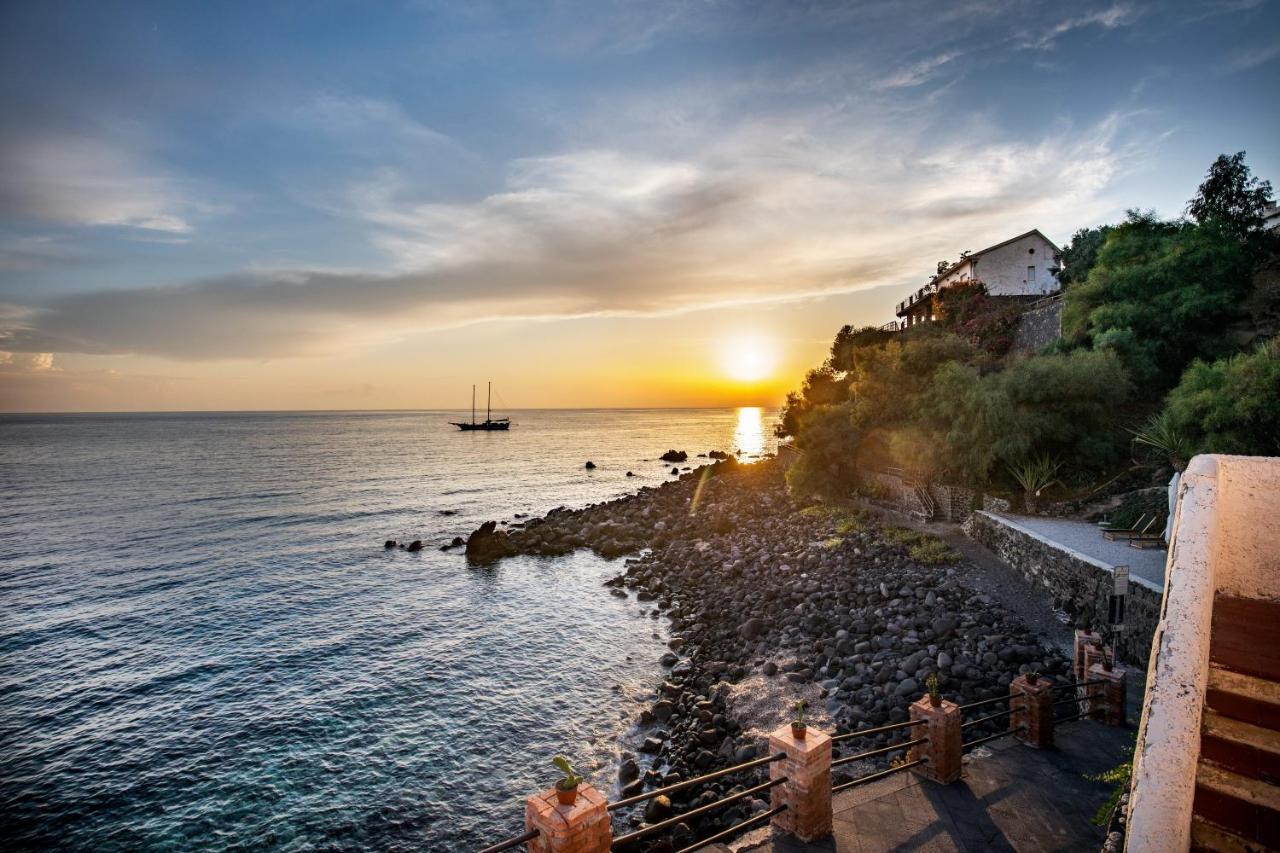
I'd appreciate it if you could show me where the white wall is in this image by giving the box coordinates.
[942,233,1060,297]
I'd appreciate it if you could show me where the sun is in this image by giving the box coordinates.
[718,335,778,383]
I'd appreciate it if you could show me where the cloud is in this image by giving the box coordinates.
[0,107,1148,362]
[1020,3,1139,50]
[875,51,965,89]
[0,133,196,233]
[1228,39,1280,70]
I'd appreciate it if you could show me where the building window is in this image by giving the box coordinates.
[1027,265,1036,284]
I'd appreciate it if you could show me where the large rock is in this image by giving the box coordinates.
[464,521,514,563]
[660,449,688,462]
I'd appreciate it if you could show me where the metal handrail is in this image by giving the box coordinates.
[832,758,927,793]
[675,804,787,853]
[831,736,928,767]
[1050,678,1109,691]
[961,705,1025,729]
[476,828,539,853]
[957,694,1014,713]
[611,776,787,848]
[962,725,1026,752]
[831,718,925,742]
[607,751,785,812]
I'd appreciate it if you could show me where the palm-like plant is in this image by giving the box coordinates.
[1006,454,1062,515]
[1129,412,1194,473]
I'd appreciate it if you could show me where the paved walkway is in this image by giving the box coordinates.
[987,512,1168,591]
[706,719,1134,853]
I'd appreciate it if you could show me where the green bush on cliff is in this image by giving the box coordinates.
[1163,339,1280,456]
[777,152,1274,499]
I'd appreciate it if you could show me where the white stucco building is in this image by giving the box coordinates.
[896,229,1063,326]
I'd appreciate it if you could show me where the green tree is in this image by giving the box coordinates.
[1186,151,1274,238]
[1055,225,1113,288]
[775,366,848,438]
[1164,339,1280,456]
[1062,211,1254,387]
[785,403,863,497]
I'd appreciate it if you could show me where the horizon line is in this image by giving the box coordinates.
[0,404,783,417]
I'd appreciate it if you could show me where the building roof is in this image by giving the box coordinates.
[932,228,1062,283]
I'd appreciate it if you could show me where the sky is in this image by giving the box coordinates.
[1,0,1277,412]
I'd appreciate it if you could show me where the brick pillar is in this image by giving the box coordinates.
[768,724,832,843]
[1087,663,1127,726]
[1010,675,1055,749]
[908,697,961,784]
[525,783,611,853]
[1073,629,1102,682]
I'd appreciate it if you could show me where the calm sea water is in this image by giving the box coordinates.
[0,408,777,851]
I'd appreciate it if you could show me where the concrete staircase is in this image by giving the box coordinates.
[1191,595,1280,851]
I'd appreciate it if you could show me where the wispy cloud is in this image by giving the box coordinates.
[875,50,965,89]
[0,133,197,233]
[1228,39,1280,70]
[1020,3,1140,50]
[0,106,1149,361]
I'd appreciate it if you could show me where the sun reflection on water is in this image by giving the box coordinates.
[733,406,765,458]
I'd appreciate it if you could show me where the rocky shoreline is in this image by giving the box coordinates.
[463,457,1072,850]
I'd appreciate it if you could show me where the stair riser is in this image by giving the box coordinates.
[1193,785,1280,849]
[1200,736,1280,783]
[1205,688,1280,730]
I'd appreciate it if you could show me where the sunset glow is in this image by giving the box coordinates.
[718,336,778,383]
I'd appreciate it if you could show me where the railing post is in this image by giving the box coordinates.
[909,696,962,783]
[1087,662,1128,726]
[1073,629,1102,682]
[1010,675,1054,749]
[524,783,611,853]
[768,724,832,842]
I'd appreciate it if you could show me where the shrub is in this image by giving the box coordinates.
[1164,339,1280,456]
[910,539,961,565]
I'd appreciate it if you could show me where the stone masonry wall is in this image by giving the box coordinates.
[963,511,1160,665]
[1011,297,1063,356]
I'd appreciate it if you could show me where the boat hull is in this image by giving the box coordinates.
[451,420,511,431]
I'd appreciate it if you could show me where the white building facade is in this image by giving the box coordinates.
[896,229,1063,326]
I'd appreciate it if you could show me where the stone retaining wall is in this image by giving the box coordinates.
[963,511,1161,665]
[1011,297,1063,355]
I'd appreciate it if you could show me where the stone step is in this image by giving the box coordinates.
[1193,761,1280,849]
[1210,594,1280,682]
[1201,710,1280,782]
[1207,665,1280,730]
[1191,814,1270,853]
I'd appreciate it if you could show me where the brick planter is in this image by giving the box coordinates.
[525,783,611,853]
[768,723,833,843]
[1010,675,1055,749]
[908,697,962,783]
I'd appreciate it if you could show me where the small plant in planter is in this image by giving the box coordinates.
[791,700,808,739]
[552,755,584,806]
[926,673,942,707]
[1025,670,1041,685]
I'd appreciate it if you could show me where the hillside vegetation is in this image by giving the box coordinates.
[779,153,1280,507]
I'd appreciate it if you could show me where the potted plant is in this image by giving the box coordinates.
[1025,670,1040,686]
[552,756,584,806]
[926,673,943,708]
[791,700,808,739]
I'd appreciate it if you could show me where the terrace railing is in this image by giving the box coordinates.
[476,635,1127,852]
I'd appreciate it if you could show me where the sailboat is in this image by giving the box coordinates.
[451,382,511,431]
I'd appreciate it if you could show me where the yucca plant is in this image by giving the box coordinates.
[1129,412,1194,473]
[552,755,584,805]
[1006,454,1062,515]
[791,700,808,739]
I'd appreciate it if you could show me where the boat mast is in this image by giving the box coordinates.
[471,384,476,425]
[487,381,491,422]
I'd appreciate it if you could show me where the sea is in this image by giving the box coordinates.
[0,408,778,852]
